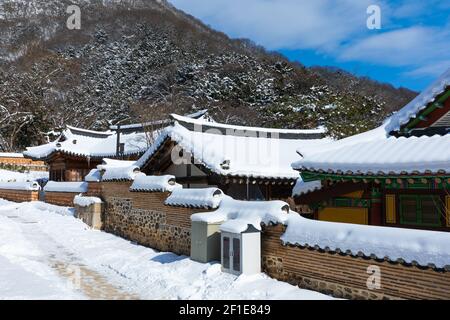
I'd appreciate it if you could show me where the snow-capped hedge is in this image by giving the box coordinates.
[44,181,88,193]
[0,181,40,191]
[130,175,182,192]
[165,188,223,209]
[74,195,103,207]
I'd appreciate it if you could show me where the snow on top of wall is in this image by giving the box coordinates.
[101,158,136,167]
[386,68,450,134]
[97,158,141,181]
[165,188,223,209]
[130,175,182,192]
[0,152,24,158]
[293,132,450,175]
[192,195,290,233]
[282,214,450,269]
[292,179,322,197]
[100,165,142,182]
[73,195,102,207]
[0,181,40,191]
[84,169,102,182]
[0,169,48,183]
[23,126,149,160]
[136,121,330,179]
[43,181,88,193]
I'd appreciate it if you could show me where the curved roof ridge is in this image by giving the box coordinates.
[386,68,450,134]
[66,125,113,138]
[171,113,326,139]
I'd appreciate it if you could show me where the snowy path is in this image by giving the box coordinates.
[0,200,334,300]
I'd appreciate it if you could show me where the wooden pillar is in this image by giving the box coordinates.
[370,188,382,226]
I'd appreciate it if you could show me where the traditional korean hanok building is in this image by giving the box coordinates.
[135,114,330,202]
[293,68,450,231]
[23,111,211,182]
[23,126,149,182]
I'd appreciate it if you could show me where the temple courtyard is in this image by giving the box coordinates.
[0,199,333,300]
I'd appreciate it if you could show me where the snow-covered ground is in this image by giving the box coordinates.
[0,199,333,300]
[0,169,48,182]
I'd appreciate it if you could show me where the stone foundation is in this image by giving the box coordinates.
[101,182,209,256]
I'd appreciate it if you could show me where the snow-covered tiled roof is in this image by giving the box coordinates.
[165,188,223,209]
[282,214,450,269]
[386,68,450,134]
[293,132,450,175]
[23,126,149,160]
[100,164,142,182]
[293,70,450,175]
[292,179,322,197]
[191,195,290,233]
[130,174,182,192]
[171,113,326,137]
[108,109,211,131]
[85,169,102,182]
[136,117,332,180]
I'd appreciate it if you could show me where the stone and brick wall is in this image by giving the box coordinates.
[0,156,47,171]
[45,191,79,207]
[262,224,450,300]
[75,202,103,230]
[101,181,210,256]
[0,189,39,202]
[86,182,102,197]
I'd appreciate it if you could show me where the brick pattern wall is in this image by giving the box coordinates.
[0,156,47,171]
[86,182,102,197]
[0,189,39,202]
[45,192,78,207]
[262,224,450,300]
[102,182,210,256]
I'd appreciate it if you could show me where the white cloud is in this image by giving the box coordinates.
[338,26,450,74]
[339,27,445,65]
[404,60,450,77]
[170,0,450,78]
[170,0,376,51]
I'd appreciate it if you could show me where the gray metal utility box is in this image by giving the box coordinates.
[191,220,223,263]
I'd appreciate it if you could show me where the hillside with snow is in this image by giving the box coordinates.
[0,0,417,151]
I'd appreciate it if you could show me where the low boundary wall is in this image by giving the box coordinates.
[102,181,210,256]
[261,224,450,300]
[45,191,79,207]
[0,189,39,202]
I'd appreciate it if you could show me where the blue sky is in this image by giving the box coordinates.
[169,0,450,91]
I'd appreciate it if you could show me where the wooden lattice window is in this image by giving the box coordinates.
[399,195,442,227]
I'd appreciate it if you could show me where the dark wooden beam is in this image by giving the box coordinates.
[294,181,369,205]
